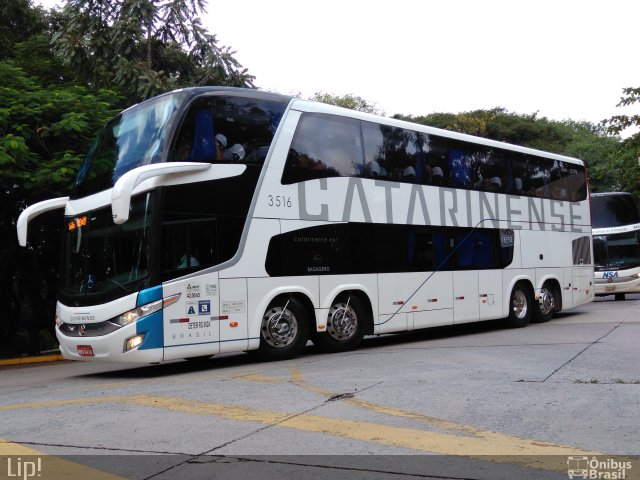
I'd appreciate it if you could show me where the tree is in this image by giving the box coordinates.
[52,0,254,103]
[0,0,48,60]
[0,61,121,355]
[604,88,640,199]
[607,87,640,135]
[311,91,382,115]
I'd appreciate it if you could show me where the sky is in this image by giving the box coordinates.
[37,0,640,132]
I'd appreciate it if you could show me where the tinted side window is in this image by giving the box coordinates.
[362,123,424,183]
[172,96,285,165]
[282,113,363,184]
[159,169,257,282]
[591,194,640,227]
[265,223,512,276]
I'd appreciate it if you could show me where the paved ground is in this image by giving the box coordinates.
[1,295,638,479]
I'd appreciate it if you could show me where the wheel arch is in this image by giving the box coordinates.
[324,287,374,335]
[537,276,563,312]
[503,275,535,317]
[249,285,317,345]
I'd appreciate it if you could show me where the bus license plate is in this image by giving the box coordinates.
[77,345,95,357]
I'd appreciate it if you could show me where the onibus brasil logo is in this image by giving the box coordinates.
[567,456,633,479]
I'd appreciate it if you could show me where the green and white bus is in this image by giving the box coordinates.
[591,192,640,300]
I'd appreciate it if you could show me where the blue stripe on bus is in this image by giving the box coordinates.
[137,310,163,350]
[137,285,163,307]
[164,337,260,348]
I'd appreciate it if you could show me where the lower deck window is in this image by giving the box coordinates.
[265,223,514,276]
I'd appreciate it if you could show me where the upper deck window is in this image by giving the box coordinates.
[282,112,587,202]
[72,90,288,199]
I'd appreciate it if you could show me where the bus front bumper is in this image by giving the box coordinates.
[594,275,640,296]
[56,323,163,363]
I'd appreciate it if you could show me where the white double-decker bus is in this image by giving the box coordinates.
[17,87,593,363]
[591,192,640,300]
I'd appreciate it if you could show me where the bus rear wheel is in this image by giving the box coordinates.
[316,295,366,353]
[533,284,556,323]
[258,297,309,360]
[615,293,626,301]
[506,283,532,328]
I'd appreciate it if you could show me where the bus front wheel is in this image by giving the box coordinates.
[258,297,309,360]
[506,283,532,328]
[316,295,366,353]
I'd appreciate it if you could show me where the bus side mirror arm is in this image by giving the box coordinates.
[17,196,69,247]
[111,162,212,224]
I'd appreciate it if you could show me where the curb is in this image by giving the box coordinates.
[0,354,65,367]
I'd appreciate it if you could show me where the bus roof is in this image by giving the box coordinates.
[123,87,584,167]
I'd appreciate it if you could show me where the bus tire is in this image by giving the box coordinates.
[533,283,556,323]
[316,294,366,353]
[506,282,532,328]
[258,297,309,360]
[615,293,626,301]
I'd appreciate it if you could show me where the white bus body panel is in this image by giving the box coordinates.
[162,272,221,361]
[453,271,479,324]
[478,270,503,320]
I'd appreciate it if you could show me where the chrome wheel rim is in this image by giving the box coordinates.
[538,287,555,315]
[512,290,528,319]
[262,307,297,348]
[326,302,358,341]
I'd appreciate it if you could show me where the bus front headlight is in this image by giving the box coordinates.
[115,300,163,327]
[113,293,181,327]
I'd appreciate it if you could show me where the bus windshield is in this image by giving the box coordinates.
[593,231,640,270]
[60,193,154,306]
[73,93,182,198]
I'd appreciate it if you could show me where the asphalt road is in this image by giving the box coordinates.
[1,295,639,479]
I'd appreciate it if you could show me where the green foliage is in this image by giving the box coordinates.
[603,87,640,200]
[0,62,121,195]
[311,91,383,115]
[0,0,48,60]
[607,87,640,133]
[52,0,255,103]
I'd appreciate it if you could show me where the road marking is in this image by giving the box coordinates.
[0,393,601,474]
[0,439,124,479]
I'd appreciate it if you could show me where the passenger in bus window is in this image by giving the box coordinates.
[487,177,502,193]
[551,183,567,200]
[431,166,444,186]
[177,254,200,269]
[402,166,417,182]
[513,177,524,195]
[223,143,246,162]
[215,133,227,161]
[367,160,388,179]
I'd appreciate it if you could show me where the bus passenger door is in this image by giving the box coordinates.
[453,271,479,324]
[162,275,221,361]
[219,278,249,353]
